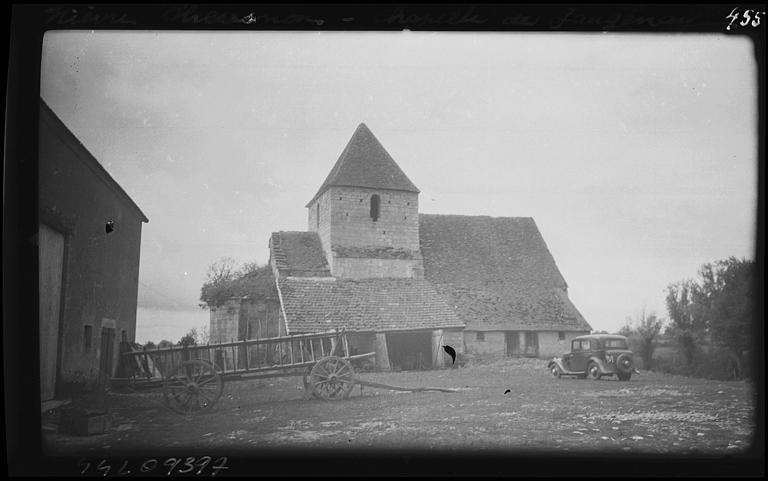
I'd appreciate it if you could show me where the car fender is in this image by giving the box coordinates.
[587,356,612,374]
[548,358,566,371]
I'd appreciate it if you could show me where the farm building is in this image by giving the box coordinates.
[38,99,148,401]
[208,123,590,369]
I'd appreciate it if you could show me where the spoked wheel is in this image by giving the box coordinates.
[163,360,223,415]
[310,356,355,401]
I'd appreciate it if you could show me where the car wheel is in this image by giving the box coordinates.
[550,365,562,379]
[587,362,601,380]
[617,372,632,381]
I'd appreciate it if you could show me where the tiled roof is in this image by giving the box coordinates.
[419,214,591,332]
[278,277,464,333]
[306,123,420,207]
[270,231,332,277]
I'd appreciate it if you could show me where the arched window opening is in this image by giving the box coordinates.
[370,194,380,221]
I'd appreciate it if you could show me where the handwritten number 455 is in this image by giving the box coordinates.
[726,8,764,30]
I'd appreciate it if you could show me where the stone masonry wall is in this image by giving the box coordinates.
[209,298,241,344]
[307,189,334,268]
[333,257,423,279]
[465,330,590,359]
[538,330,589,358]
[321,186,419,252]
[465,331,507,358]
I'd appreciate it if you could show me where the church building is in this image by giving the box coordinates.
[207,123,591,370]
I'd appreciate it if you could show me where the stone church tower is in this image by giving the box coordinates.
[305,123,424,279]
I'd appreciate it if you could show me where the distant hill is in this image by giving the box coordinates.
[137,280,199,311]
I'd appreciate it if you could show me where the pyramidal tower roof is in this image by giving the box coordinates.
[306,123,420,207]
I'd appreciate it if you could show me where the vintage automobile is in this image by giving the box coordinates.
[548,334,637,381]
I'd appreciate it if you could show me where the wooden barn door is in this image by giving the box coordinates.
[99,327,116,388]
[505,332,520,357]
[524,332,539,357]
[39,223,65,401]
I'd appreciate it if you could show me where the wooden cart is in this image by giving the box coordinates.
[112,329,375,416]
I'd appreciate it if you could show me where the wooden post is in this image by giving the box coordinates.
[231,339,237,371]
[243,338,249,371]
[432,329,444,369]
[374,333,391,371]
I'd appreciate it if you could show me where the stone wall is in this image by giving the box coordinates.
[441,328,466,355]
[465,331,507,358]
[538,330,589,358]
[332,257,423,279]
[208,298,241,344]
[308,186,420,260]
[307,189,333,267]
[329,186,419,250]
[465,330,591,359]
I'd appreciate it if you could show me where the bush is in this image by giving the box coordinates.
[651,346,745,380]
[691,348,744,380]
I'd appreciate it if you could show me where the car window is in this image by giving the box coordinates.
[572,340,581,352]
[604,339,628,349]
[589,340,599,350]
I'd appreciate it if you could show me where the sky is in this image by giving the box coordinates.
[40,31,758,336]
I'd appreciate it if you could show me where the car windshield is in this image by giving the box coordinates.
[603,339,628,349]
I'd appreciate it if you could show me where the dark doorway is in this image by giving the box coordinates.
[524,331,539,357]
[386,331,432,371]
[506,332,520,357]
[99,327,116,389]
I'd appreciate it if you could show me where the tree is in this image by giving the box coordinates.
[206,256,238,285]
[178,329,198,347]
[665,257,755,378]
[195,324,210,345]
[200,256,239,308]
[620,308,664,369]
[695,257,754,377]
[200,258,269,308]
[635,310,664,370]
[665,279,703,370]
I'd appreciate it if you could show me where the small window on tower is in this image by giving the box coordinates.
[370,194,380,221]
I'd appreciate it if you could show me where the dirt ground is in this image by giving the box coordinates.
[42,358,756,457]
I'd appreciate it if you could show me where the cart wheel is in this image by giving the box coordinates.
[163,360,223,415]
[310,356,355,401]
